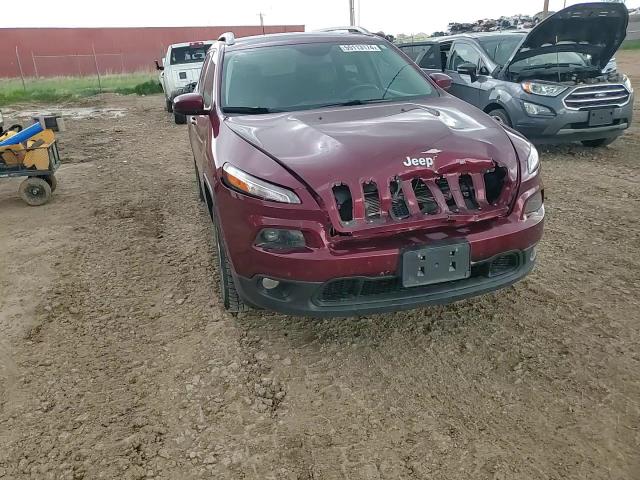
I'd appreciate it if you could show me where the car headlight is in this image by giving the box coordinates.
[622,74,634,93]
[222,164,301,204]
[521,81,568,97]
[523,101,554,116]
[526,144,540,174]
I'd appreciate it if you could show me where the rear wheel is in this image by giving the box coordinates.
[214,221,249,314]
[39,174,57,192]
[487,108,512,128]
[165,98,173,113]
[581,137,616,148]
[19,177,52,206]
[174,113,186,125]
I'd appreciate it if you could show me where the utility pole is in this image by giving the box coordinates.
[543,0,550,15]
[349,0,356,26]
[259,12,265,35]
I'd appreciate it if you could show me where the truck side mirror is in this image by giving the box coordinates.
[155,60,164,71]
[457,62,478,82]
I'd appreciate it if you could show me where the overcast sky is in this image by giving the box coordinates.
[2,0,638,35]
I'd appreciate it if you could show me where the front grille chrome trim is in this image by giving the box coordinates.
[563,84,631,110]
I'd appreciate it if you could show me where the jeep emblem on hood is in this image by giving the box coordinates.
[403,149,442,168]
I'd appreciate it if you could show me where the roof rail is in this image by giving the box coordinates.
[218,32,236,45]
[316,26,371,34]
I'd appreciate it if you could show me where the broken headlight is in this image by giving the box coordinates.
[521,81,567,97]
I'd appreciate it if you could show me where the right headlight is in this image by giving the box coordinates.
[622,74,634,93]
[521,81,568,97]
[527,144,540,174]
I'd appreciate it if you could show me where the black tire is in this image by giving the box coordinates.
[174,113,186,125]
[487,108,512,127]
[214,221,249,314]
[19,177,52,206]
[193,159,204,202]
[39,174,57,192]
[581,137,616,148]
[165,98,173,113]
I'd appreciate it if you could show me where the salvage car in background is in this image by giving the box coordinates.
[156,41,213,124]
[174,31,544,317]
[398,2,633,147]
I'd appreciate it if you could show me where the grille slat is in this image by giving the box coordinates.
[329,164,508,229]
[564,84,630,110]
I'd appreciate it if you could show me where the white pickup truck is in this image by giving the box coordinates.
[156,41,214,124]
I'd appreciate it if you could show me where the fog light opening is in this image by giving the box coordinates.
[262,278,281,290]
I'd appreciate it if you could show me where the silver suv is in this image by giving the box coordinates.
[399,2,633,147]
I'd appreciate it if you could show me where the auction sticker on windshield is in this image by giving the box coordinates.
[339,45,381,52]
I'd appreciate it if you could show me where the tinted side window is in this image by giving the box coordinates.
[417,45,441,69]
[449,43,482,71]
[399,46,419,61]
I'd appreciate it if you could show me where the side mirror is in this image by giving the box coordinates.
[429,72,452,91]
[457,62,478,82]
[155,60,164,71]
[173,93,208,116]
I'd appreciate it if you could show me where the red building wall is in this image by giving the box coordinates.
[0,25,305,77]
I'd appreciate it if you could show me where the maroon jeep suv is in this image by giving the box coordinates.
[174,31,544,317]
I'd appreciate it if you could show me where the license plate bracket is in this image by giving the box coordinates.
[402,242,471,288]
[588,108,615,127]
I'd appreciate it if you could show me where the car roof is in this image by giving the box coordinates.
[398,30,527,47]
[168,40,216,49]
[223,31,381,51]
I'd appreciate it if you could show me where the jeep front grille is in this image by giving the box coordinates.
[564,84,630,110]
[329,162,509,233]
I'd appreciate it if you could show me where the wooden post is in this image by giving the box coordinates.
[15,46,26,91]
[31,51,39,78]
[543,0,550,16]
[92,44,103,92]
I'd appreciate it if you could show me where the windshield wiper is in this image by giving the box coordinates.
[315,98,391,108]
[222,106,280,114]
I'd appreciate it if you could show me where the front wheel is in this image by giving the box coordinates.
[581,138,616,148]
[487,108,512,128]
[165,98,173,113]
[174,113,186,125]
[214,222,249,314]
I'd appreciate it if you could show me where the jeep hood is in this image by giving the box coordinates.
[225,99,520,233]
[503,2,628,72]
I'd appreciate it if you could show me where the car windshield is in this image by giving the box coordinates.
[509,51,592,71]
[221,41,436,113]
[170,44,212,65]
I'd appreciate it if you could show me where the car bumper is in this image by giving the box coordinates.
[234,246,538,317]
[511,98,633,144]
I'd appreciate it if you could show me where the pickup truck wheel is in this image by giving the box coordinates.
[174,113,187,125]
[165,98,173,113]
[487,108,512,127]
[581,138,616,148]
[214,223,249,314]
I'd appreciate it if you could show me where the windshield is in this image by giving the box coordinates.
[509,52,592,71]
[221,42,436,113]
[170,44,212,65]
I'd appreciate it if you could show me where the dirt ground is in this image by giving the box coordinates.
[0,52,639,480]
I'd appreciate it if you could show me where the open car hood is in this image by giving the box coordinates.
[504,2,628,73]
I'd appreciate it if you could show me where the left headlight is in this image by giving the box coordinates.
[222,164,301,204]
[527,144,540,174]
[521,81,568,97]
